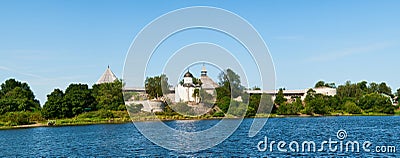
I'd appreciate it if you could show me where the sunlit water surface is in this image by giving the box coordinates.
[0,116,399,157]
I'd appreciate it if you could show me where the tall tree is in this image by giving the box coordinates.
[42,89,65,119]
[305,94,332,115]
[368,82,379,93]
[277,98,303,115]
[0,79,40,114]
[192,89,200,103]
[274,88,287,106]
[357,81,368,92]
[92,80,124,110]
[145,74,169,99]
[217,68,244,98]
[397,88,400,102]
[63,83,96,117]
[336,81,363,100]
[314,80,336,88]
[359,93,394,114]
[377,82,392,96]
[315,81,326,88]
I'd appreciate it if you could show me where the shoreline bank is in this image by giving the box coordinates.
[1,113,399,130]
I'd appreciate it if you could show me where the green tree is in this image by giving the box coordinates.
[377,82,392,96]
[145,74,170,99]
[357,81,368,92]
[248,94,261,113]
[63,83,96,117]
[192,89,200,102]
[259,94,275,114]
[3,112,31,125]
[308,95,332,114]
[0,79,40,114]
[397,88,400,102]
[342,101,362,114]
[170,102,192,115]
[359,93,394,114]
[246,93,274,115]
[0,79,35,99]
[199,89,214,104]
[315,80,336,88]
[227,101,247,116]
[368,82,379,94]
[326,83,336,88]
[274,88,287,106]
[127,104,143,114]
[216,96,230,113]
[336,81,364,101]
[92,80,125,110]
[215,69,246,115]
[277,100,303,115]
[217,69,244,98]
[315,81,325,88]
[305,90,332,115]
[42,89,65,119]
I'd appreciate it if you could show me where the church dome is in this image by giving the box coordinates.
[184,71,193,78]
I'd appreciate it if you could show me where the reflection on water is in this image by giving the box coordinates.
[0,116,399,157]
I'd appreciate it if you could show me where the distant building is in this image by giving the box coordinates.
[97,66,118,84]
[246,87,337,101]
[200,66,219,95]
[175,71,200,103]
[174,66,219,103]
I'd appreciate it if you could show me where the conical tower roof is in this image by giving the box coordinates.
[200,66,219,89]
[97,66,117,84]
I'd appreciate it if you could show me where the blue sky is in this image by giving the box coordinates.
[1,0,399,104]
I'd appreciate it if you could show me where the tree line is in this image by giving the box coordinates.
[274,80,398,115]
[1,71,400,125]
[0,78,125,125]
[146,70,400,117]
[42,80,125,119]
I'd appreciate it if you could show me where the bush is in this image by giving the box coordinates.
[213,111,225,117]
[342,101,362,114]
[359,93,394,114]
[3,112,31,125]
[97,109,114,118]
[76,110,114,119]
[29,111,45,122]
[127,104,143,114]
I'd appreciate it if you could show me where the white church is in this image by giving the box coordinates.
[174,66,219,103]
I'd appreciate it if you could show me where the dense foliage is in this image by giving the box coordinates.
[145,74,170,99]
[304,81,397,115]
[42,80,125,119]
[315,80,336,88]
[215,69,274,117]
[274,88,287,106]
[0,79,41,114]
[42,89,65,119]
[1,74,399,126]
[277,98,303,115]
[92,80,125,110]
[217,69,244,98]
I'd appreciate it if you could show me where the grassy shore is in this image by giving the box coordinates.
[1,109,400,130]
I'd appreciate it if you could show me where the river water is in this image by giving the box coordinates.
[0,116,399,157]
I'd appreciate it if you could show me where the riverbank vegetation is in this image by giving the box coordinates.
[1,69,400,129]
[272,80,398,116]
[0,79,129,128]
[144,69,399,119]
